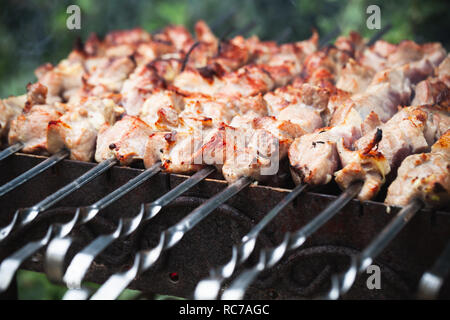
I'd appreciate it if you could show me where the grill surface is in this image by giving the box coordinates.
[0,153,449,299]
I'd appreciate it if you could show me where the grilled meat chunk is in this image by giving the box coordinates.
[47,97,121,161]
[289,119,361,186]
[7,83,65,153]
[412,56,450,106]
[120,64,165,115]
[95,115,153,165]
[334,105,450,201]
[336,58,375,94]
[139,89,185,130]
[8,104,65,154]
[385,130,450,207]
[144,130,206,173]
[86,56,136,92]
[35,55,85,104]
[436,54,450,87]
[0,95,27,140]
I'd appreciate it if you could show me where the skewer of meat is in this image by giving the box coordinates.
[320,130,449,300]
[0,19,242,240]
[87,31,379,300]
[0,19,268,284]
[218,44,448,299]
[220,107,449,300]
[193,33,447,300]
[47,31,323,297]
[0,84,70,198]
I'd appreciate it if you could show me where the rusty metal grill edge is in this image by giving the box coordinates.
[0,153,449,299]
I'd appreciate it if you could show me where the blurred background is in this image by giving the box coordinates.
[0,0,449,299]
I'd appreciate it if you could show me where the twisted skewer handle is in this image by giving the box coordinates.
[43,163,162,284]
[90,176,253,300]
[195,183,307,299]
[0,212,80,292]
[62,167,215,293]
[323,199,422,300]
[221,182,363,300]
[416,239,450,300]
[0,150,72,242]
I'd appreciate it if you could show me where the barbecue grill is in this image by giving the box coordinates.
[0,1,449,301]
[0,153,449,299]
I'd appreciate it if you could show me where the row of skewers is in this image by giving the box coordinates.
[0,19,448,299]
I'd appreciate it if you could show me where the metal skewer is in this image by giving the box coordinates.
[0,212,79,292]
[0,149,68,198]
[60,166,215,294]
[0,158,117,243]
[0,143,23,161]
[0,159,118,291]
[194,183,307,299]
[367,23,392,46]
[194,24,388,300]
[89,176,253,300]
[320,199,423,300]
[44,162,162,283]
[221,181,363,300]
[416,239,450,299]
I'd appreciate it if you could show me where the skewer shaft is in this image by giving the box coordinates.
[417,239,450,300]
[359,200,421,270]
[194,183,307,300]
[146,166,216,216]
[87,162,162,214]
[90,176,253,300]
[43,162,162,283]
[61,167,216,291]
[0,150,69,198]
[33,158,117,212]
[0,143,23,161]
[0,158,116,243]
[221,181,363,300]
[324,199,423,300]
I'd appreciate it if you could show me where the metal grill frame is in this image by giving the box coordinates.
[0,153,449,299]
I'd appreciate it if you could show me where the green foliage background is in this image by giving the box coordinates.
[1,0,449,99]
[0,0,448,299]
